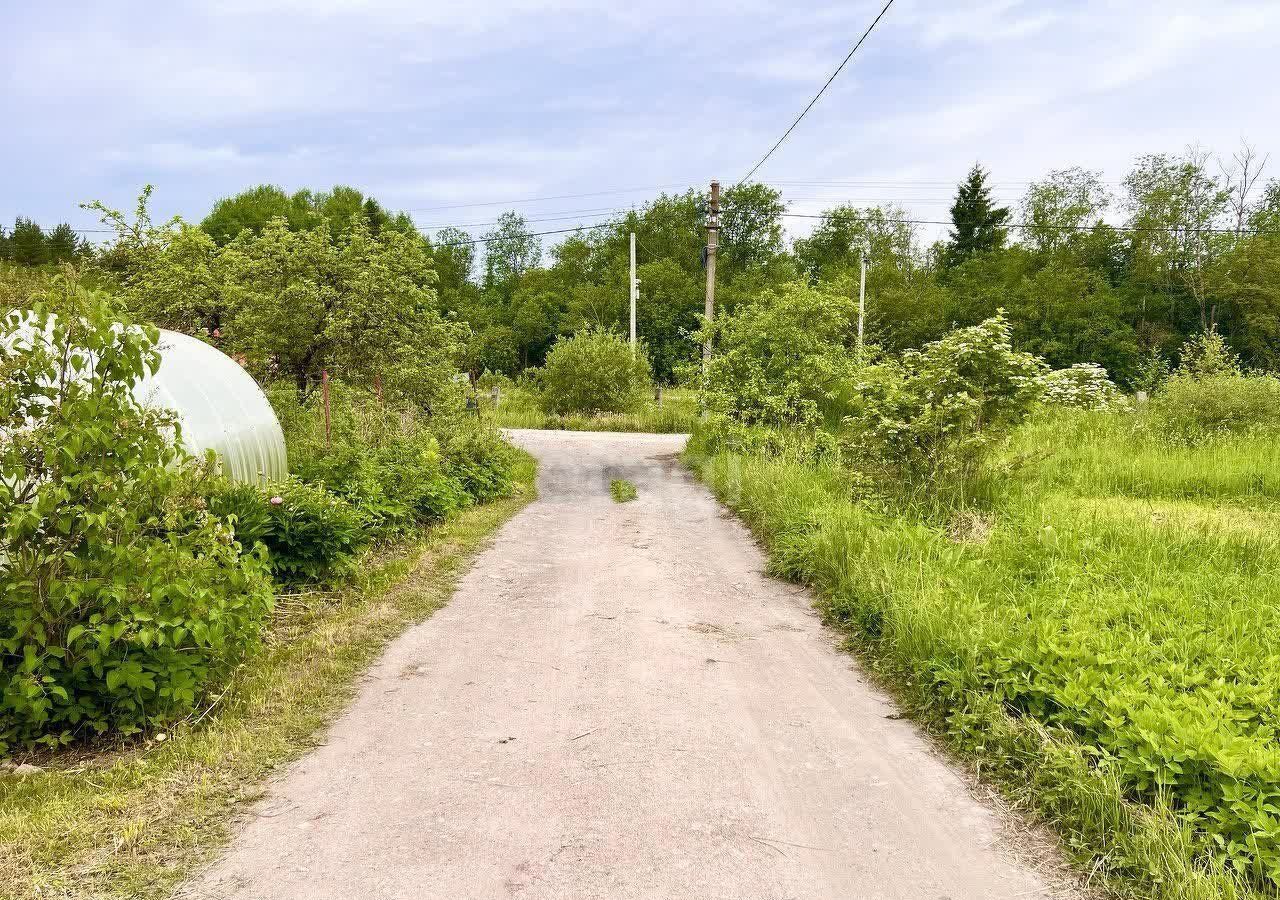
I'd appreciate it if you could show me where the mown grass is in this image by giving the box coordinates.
[484,383,698,433]
[687,412,1280,900]
[0,452,536,900]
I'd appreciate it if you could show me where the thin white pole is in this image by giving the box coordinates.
[629,231,637,354]
[857,250,867,358]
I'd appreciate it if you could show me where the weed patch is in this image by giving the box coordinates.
[610,479,638,503]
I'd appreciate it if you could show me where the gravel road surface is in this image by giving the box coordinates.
[182,429,1064,900]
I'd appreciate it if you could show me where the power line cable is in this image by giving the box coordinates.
[435,219,627,248]
[400,183,694,213]
[738,0,898,185]
[780,212,1268,236]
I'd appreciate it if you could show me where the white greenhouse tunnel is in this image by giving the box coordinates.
[140,330,287,484]
[2,318,287,485]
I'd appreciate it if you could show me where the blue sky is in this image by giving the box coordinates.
[4,0,1280,246]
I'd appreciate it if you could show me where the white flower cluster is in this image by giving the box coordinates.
[1039,363,1124,410]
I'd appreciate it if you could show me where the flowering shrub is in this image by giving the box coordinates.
[848,313,1046,485]
[1040,363,1124,410]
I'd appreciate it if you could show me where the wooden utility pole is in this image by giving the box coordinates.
[321,368,331,448]
[703,179,721,375]
[629,231,638,354]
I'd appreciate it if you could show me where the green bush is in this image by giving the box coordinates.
[254,477,368,582]
[848,313,1046,489]
[1147,373,1280,442]
[535,327,651,416]
[0,291,273,749]
[1177,327,1242,378]
[440,423,517,502]
[699,281,860,427]
[207,480,274,549]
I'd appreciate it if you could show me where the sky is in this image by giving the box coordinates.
[4,0,1280,248]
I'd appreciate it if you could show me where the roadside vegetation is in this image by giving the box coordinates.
[686,283,1280,898]
[0,453,534,898]
[1,196,529,896]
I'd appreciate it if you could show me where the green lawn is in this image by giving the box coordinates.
[688,410,1280,900]
[0,453,536,900]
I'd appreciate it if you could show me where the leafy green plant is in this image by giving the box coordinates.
[0,288,273,750]
[1039,362,1124,409]
[609,479,638,502]
[439,423,517,503]
[1177,327,1242,378]
[206,480,274,548]
[848,313,1046,489]
[534,327,651,416]
[699,280,860,428]
[253,477,369,582]
[1147,372,1280,442]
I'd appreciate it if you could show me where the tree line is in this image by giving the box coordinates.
[438,144,1280,388]
[0,218,92,266]
[8,139,1279,390]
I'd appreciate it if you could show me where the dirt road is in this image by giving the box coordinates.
[183,430,1064,900]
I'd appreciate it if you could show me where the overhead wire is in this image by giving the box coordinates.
[737,0,898,185]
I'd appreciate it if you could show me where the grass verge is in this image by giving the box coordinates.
[484,385,698,433]
[686,414,1277,900]
[0,451,537,900]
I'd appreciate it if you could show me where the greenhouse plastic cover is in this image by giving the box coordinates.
[3,317,287,485]
[139,330,287,484]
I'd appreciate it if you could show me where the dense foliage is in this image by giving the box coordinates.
[0,214,519,748]
[534,328,651,416]
[86,192,466,406]
[699,281,858,427]
[0,218,91,267]
[0,291,273,751]
[428,142,1280,394]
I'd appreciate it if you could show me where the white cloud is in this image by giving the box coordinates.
[101,142,263,169]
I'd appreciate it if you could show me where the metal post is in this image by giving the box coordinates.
[629,231,637,354]
[703,180,720,377]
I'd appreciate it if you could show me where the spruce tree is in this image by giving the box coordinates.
[10,218,48,267]
[945,163,1010,267]
[46,223,79,263]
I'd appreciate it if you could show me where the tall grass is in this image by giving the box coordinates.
[1000,409,1280,502]
[688,410,1280,899]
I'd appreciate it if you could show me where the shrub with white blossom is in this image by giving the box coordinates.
[1040,363,1124,410]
